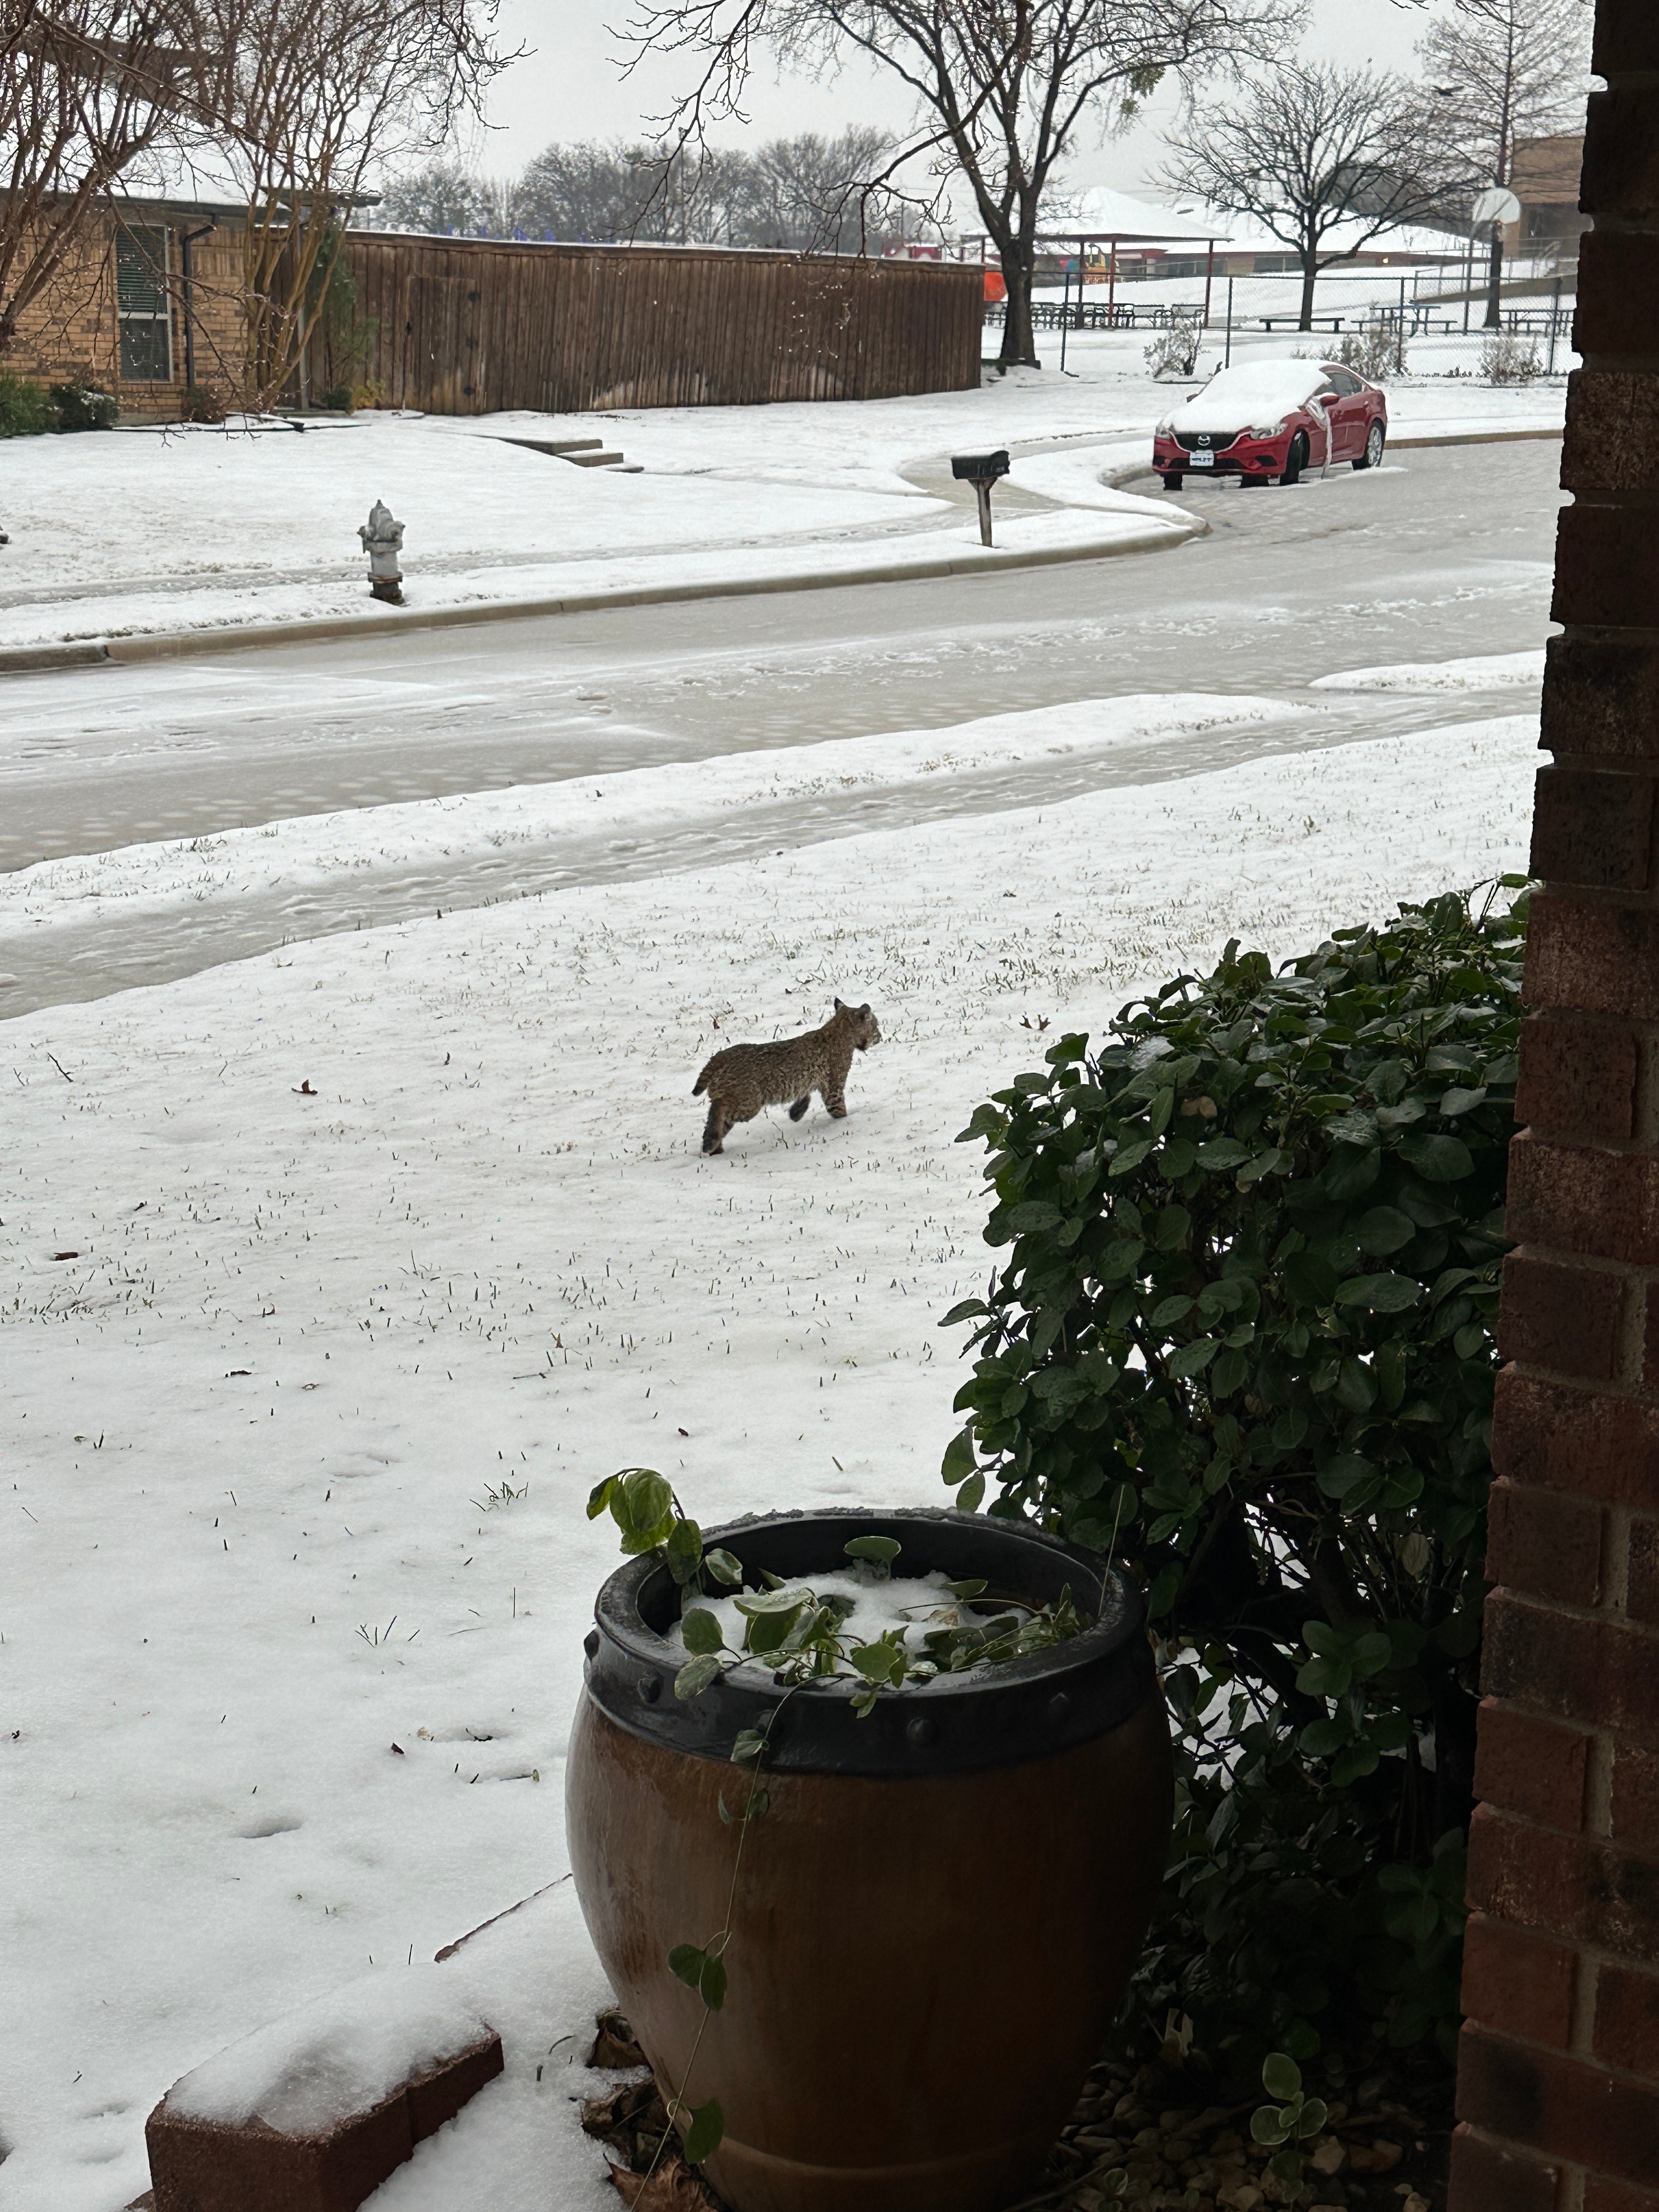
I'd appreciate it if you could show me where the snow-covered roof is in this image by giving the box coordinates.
[1039,185,1223,242]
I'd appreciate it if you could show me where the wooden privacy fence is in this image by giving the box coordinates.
[338,235,984,414]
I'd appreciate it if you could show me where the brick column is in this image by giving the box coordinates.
[1451,7,1659,2210]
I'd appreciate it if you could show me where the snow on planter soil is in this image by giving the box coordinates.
[166,1966,490,2133]
[1,711,1536,2211]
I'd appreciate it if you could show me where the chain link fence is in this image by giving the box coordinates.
[984,264,1576,382]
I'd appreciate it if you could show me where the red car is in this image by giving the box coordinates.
[1153,359,1389,489]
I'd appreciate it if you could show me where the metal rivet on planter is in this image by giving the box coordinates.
[1048,1692,1072,1726]
[906,1716,937,1748]
[637,1675,662,1704]
[584,1630,600,1660]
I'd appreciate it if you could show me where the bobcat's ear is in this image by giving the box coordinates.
[861,1004,871,1018]
[834,996,845,1010]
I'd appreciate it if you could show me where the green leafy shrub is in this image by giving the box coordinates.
[0,373,57,436]
[944,887,1526,2074]
[49,381,117,431]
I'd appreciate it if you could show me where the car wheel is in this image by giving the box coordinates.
[1281,432,1309,487]
[1159,473,1184,489]
[1355,419,1386,471]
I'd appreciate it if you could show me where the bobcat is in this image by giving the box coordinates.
[692,999,882,1155]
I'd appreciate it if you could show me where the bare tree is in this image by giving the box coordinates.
[0,0,206,359]
[1414,0,1591,327]
[1160,63,1456,331]
[750,126,898,250]
[375,154,500,235]
[186,0,509,405]
[618,0,1300,368]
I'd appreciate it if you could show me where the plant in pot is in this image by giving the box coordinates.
[566,1470,1173,2212]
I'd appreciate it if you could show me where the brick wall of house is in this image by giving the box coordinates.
[1452,2,1659,2207]
[7,213,249,414]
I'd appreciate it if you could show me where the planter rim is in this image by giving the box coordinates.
[580,1507,1155,1776]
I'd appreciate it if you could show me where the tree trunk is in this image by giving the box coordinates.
[996,236,1039,368]
[1298,253,1318,332]
[1483,224,1505,331]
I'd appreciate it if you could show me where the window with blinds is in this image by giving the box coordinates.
[116,226,173,382]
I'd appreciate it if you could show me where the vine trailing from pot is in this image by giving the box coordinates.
[584,1469,1086,2173]
[941,886,1525,2076]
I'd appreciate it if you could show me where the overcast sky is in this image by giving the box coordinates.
[464,0,1445,204]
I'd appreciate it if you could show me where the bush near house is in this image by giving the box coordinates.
[945,887,1526,2079]
[0,374,119,435]
[0,373,58,436]
[49,381,119,430]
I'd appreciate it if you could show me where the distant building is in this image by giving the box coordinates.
[1508,136,1587,262]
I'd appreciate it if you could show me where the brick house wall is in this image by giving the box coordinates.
[5,204,249,414]
[1452,3,1659,2207]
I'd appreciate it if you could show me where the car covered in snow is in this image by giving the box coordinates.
[1152,359,1387,489]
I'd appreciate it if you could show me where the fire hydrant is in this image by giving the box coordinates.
[358,499,405,604]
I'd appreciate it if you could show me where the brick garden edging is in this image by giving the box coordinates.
[1452,1,1659,2204]
[139,2027,502,2212]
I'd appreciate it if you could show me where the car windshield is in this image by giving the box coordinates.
[1174,362,1329,431]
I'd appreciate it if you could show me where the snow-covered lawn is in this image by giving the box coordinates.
[2,703,1537,2212]
[0,332,1564,652]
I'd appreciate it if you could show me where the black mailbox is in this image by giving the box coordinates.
[951,449,1010,546]
[951,449,1011,482]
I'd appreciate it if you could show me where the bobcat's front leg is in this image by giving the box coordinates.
[824,1081,848,1120]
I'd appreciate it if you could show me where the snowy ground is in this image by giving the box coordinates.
[2,692,1538,2211]
[0,333,1564,652]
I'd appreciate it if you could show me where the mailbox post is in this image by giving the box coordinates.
[951,449,1011,548]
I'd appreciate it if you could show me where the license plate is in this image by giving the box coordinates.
[1190,450,1215,467]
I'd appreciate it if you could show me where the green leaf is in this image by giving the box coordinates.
[745,1601,805,1655]
[699,1953,728,2010]
[682,2097,724,2165]
[674,1655,721,1701]
[703,1548,743,1587]
[1262,2052,1302,2101]
[1167,1337,1218,1378]
[955,1471,986,1513]
[939,1298,988,1327]
[1251,2107,1292,2146]
[680,1607,725,1656]
[1284,1250,1338,1306]
[944,1578,989,1599]
[844,1534,903,1568]
[585,1476,616,1521]
[669,1943,706,1988]
[733,1586,816,1615]
[941,1426,976,1486]
[1357,1205,1416,1256]
[1399,1132,1474,1182]
[730,1728,767,1763]
[1334,1273,1420,1313]
[664,1516,703,1583]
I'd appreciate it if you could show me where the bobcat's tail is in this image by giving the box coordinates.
[692,1058,715,1097]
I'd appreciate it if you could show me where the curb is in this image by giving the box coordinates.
[0,424,1562,679]
[0,519,1197,676]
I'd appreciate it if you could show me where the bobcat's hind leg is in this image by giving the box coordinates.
[701,1103,729,1155]
[788,1094,812,1122]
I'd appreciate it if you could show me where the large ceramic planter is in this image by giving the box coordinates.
[566,1508,1172,2212]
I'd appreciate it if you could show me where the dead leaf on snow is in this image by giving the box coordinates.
[606,2155,719,2208]
[589,2006,647,2069]
[580,2076,663,2146]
